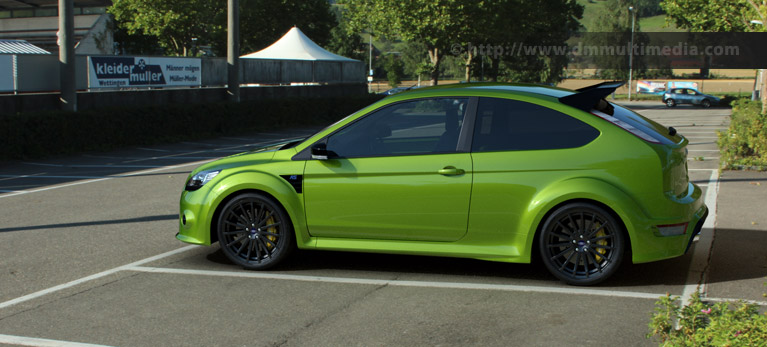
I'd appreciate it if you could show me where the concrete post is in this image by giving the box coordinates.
[227,0,240,102]
[58,0,76,111]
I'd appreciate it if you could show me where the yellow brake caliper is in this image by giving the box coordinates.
[265,215,277,250]
[593,223,608,262]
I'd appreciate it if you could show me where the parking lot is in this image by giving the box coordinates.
[0,102,748,346]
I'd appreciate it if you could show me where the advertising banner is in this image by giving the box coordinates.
[667,81,699,91]
[88,56,201,88]
[0,55,13,92]
[637,81,666,94]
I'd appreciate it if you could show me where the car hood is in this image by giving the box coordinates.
[189,137,303,176]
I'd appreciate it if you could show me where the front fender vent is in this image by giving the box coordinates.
[279,175,303,193]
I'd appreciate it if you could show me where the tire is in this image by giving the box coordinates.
[665,99,676,107]
[539,203,625,285]
[701,99,711,108]
[216,193,294,270]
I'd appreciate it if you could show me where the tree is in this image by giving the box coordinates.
[499,0,582,84]
[585,0,645,80]
[232,0,335,55]
[326,6,366,61]
[385,54,404,88]
[341,0,475,85]
[109,0,336,57]
[109,0,223,56]
[662,0,767,113]
[662,0,765,32]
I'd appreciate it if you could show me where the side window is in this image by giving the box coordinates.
[471,97,600,152]
[326,98,469,158]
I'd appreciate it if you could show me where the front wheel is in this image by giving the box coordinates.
[217,193,294,270]
[539,203,625,285]
[701,99,711,108]
[665,99,676,107]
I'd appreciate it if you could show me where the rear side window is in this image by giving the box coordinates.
[472,97,599,152]
[607,103,682,145]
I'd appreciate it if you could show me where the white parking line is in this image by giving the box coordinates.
[0,334,113,347]
[706,297,767,307]
[0,160,211,200]
[126,266,666,300]
[22,163,164,168]
[681,169,720,308]
[0,175,111,179]
[0,246,197,310]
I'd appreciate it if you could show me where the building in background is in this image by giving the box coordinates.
[0,0,113,55]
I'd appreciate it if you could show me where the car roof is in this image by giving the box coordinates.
[385,82,576,101]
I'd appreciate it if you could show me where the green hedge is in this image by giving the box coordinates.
[717,100,767,170]
[0,95,385,161]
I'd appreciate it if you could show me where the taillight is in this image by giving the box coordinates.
[591,110,661,143]
[657,222,688,236]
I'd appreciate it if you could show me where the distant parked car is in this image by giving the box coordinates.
[663,88,720,108]
[379,85,417,95]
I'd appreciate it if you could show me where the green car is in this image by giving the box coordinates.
[177,82,707,285]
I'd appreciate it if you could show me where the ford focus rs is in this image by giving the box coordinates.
[177,82,707,285]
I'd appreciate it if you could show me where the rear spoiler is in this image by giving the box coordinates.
[558,81,625,115]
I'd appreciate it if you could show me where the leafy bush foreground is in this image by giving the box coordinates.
[718,100,767,170]
[648,292,767,346]
[0,95,384,161]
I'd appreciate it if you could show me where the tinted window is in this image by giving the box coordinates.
[472,98,599,152]
[608,102,681,145]
[326,98,469,158]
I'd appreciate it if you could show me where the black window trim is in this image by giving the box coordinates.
[292,96,479,161]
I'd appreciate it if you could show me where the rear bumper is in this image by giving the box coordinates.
[684,206,709,254]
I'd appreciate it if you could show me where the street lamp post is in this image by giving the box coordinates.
[628,6,636,101]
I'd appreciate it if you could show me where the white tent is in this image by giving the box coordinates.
[241,27,358,62]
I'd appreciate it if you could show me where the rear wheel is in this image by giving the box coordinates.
[539,203,624,285]
[665,99,676,107]
[217,193,294,270]
[701,99,711,108]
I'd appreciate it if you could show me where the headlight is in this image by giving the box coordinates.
[185,170,221,191]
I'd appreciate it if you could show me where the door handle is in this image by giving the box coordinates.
[438,167,465,176]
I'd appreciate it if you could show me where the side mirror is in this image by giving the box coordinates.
[311,143,329,160]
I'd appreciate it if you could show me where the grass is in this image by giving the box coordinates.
[638,14,683,32]
[577,0,682,32]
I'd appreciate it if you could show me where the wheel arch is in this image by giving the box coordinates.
[529,198,630,265]
[202,171,309,246]
[519,177,646,263]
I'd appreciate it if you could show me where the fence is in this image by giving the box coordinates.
[0,54,365,93]
[0,54,367,113]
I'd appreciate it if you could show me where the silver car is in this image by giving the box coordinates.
[663,88,720,108]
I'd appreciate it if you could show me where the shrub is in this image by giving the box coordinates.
[647,292,767,346]
[717,100,767,170]
[0,95,385,161]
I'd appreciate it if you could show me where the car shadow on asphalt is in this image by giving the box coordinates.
[707,228,767,285]
[205,247,553,282]
[203,244,702,288]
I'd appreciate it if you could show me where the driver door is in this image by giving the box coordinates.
[303,97,473,242]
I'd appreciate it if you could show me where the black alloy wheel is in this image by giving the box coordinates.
[539,203,625,285]
[217,193,294,270]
